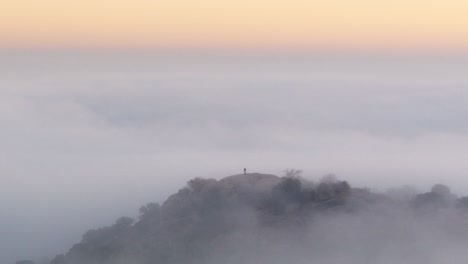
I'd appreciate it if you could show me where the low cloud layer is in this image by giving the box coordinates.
[1,51,467,263]
[28,174,468,264]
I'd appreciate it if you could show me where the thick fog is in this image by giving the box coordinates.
[1,51,468,263]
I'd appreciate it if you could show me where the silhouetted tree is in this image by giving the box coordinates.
[283,168,303,178]
[413,184,455,211]
[50,255,65,264]
[457,196,468,212]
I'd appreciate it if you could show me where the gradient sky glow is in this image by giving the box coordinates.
[1,0,468,51]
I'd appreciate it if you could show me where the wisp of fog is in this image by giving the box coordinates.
[2,51,468,263]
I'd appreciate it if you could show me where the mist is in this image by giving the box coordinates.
[27,173,468,264]
[1,51,468,263]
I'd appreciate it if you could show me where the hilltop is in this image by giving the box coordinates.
[18,172,468,264]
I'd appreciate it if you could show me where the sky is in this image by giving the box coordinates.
[1,0,468,263]
[1,0,468,51]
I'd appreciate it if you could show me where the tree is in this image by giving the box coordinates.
[50,255,65,264]
[316,182,335,201]
[139,203,161,221]
[320,174,337,183]
[335,181,351,198]
[274,177,302,201]
[113,217,135,233]
[187,178,217,193]
[136,203,162,234]
[457,196,468,212]
[431,184,451,197]
[283,168,303,178]
[413,184,455,211]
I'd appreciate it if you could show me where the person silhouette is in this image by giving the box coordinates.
[244,168,246,174]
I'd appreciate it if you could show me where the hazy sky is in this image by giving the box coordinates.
[1,0,468,51]
[1,51,468,263]
[1,1,468,263]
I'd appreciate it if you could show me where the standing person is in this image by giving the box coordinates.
[244,168,247,174]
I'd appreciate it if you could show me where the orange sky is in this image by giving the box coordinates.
[1,0,468,51]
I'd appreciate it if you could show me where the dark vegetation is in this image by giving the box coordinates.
[18,171,468,264]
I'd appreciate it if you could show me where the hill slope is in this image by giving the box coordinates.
[27,173,468,264]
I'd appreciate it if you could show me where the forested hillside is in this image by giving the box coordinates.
[18,172,468,264]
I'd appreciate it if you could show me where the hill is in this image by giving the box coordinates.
[19,173,468,264]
